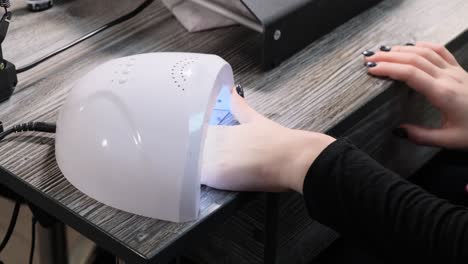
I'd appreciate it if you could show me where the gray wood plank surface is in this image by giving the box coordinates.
[0,0,467,262]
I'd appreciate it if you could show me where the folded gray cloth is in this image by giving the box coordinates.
[162,0,253,32]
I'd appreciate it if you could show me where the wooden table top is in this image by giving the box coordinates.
[0,0,467,263]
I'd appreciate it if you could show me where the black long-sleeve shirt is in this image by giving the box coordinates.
[303,139,468,263]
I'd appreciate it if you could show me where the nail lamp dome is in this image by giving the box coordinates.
[55,53,234,222]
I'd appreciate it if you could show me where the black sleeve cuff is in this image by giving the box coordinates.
[302,138,357,229]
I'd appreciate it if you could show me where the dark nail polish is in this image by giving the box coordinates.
[405,43,415,46]
[393,128,408,139]
[362,50,375,57]
[380,45,392,52]
[236,84,245,98]
[365,62,377,68]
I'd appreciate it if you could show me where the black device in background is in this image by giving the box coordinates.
[241,0,384,69]
[188,0,384,69]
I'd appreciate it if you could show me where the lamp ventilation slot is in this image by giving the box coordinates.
[171,57,196,92]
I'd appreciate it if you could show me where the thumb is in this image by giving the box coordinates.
[230,85,264,124]
[398,124,453,148]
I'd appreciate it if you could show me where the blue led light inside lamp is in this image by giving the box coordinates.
[209,84,232,125]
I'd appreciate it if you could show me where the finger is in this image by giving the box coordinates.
[365,51,442,77]
[230,86,264,124]
[367,62,441,104]
[399,124,456,148]
[416,42,459,66]
[390,45,448,69]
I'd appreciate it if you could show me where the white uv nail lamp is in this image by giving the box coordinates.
[55,53,234,222]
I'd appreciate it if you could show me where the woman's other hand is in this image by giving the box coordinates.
[364,42,468,150]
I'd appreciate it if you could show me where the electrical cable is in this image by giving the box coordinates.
[16,0,154,73]
[0,200,20,254]
[0,121,54,260]
[0,121,56,141]
[28,218,37,264]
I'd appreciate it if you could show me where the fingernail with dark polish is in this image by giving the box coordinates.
[362,50,375,57]
[405,43,415,46]
[380,45,392,52]
[236,84,245,98]
[365,62,377,68]
[393,128,408,139]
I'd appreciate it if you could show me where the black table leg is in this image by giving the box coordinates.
[29,204,68,264]
[38,222,68,264]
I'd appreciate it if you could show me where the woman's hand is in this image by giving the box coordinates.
[364,42,468,149]
[201,88,335,193]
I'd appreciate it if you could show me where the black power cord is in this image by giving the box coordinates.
[0,200,20,254]
[16,0,155,73]
[0,121,55,262]
[0,121,56,140]
[28,218,37,264]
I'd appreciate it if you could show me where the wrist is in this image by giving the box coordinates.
[282,131,335,193]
